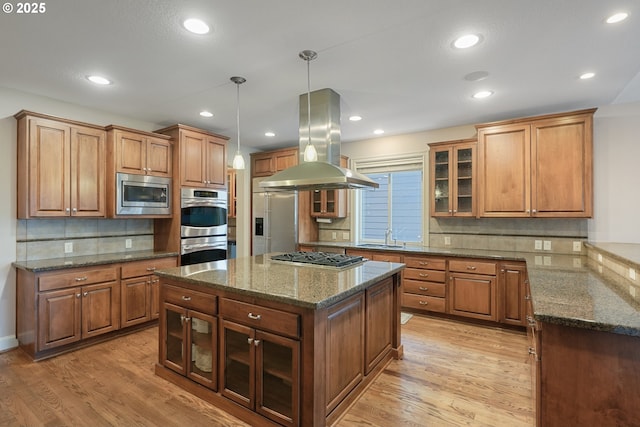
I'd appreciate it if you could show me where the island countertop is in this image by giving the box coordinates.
[154,254,405,309]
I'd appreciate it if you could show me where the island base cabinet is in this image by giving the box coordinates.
[220,320,300,427]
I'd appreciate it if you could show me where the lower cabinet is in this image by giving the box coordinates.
[121,257,178,327]
[365,278,393,374]
[448,259,497,321]
[499,262,528,326]
[402,255,447,314]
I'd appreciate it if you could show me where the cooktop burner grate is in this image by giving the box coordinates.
[271,251,364,268]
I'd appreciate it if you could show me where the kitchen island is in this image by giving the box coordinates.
[153,254,404,427]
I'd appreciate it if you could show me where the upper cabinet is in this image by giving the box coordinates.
[156,124,228,189]
[476,108,595,218]
[227,168,237,218]
[429,139,476,217]
[16,111,106,218]
[250,148,298,178]
[310,155,349,219]
[106,126,172,178]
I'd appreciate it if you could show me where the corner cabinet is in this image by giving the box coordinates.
[429,139,476,217]
[15,111,106,218]
[477,108,595,218]
[106,126,172,178]
[250,148,298,177]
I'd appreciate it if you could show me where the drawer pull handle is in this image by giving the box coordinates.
[248,313,261,320]
[418,286,429,291]
[528,347,536,356]
[180,315,190,324]
[418,273,429,277]
[419,300,428,305]
[75,276,88,281]
[466,266,477,270]
[419,261,429,266]
[181,296,191,301]
[146,267,156,271]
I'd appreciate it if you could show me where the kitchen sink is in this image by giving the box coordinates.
[356,243,404,249]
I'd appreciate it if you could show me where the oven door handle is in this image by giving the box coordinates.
[181,242,226,255]
[182,199,226,208]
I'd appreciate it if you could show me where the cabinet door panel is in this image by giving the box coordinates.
[162,302,187,375]
[188,312,217,390]
[121,277,150,328]
[116,131,146,174]
[500,264,526,326]
[71,126,105,217]
[29,118,70,216]
[449,273,496,321]
[181,132,206,186]
[365,278,393,374]
[82,281,119,338]
[206,139,226,187]
[478,124,531,217]
[38,287,81,350]
[221,320,254,408]
[146,138,172,177]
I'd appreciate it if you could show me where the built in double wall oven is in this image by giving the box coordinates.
[180,188,227,265]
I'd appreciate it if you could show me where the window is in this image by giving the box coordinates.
[354,155,424,245]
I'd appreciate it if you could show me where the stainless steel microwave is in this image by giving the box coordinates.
[116,173,171,215]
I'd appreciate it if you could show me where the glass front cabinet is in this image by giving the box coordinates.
[162,302,218,390]
[221,319,300,427]
[429,139,477,217]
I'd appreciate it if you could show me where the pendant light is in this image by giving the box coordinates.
[231,76,246,170]
[300,50,318,162]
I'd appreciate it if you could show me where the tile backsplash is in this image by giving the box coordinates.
[17,218,154,261]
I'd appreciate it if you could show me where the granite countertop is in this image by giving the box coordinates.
[302,241,640,337]
[153,254,405,310]
[13,250,179,272]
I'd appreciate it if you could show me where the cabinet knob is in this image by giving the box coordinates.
[448,210,452,213]
[76,293,81,298]
[532,209,537,213]
[528,347,536,356]
[254,339,261,347]
[247,338,253,345]
[525,295,531,300]
[453,209,457,213]
[83,292,88,297]
[66,208,71,213]
[248,312,261,320]
[72,208,77,213]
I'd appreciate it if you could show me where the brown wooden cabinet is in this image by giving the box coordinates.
[156,124,228,189]
[402,255,447,314]
[161,284,218,391]
[429,139,476,217]
[365,277,394,374]
[448,259,497,321]
[498,262,527,326]
[219,298,300,427]
[250,148,298,177]
[24,265,120,355]
[227,169,237,218]
[16,111,106,218]
[310,155,348,218]
[120,257,178,327]
[477,109,595,218]
[107,126,172,178]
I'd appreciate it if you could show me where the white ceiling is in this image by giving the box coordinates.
[2,0,640,150]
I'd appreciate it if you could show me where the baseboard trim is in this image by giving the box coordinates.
[0,335,19,352]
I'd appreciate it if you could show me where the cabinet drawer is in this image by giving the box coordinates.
[219,298,300,339]
[402,293,446,313]
[164,284,217,315]
[449,259,496,275]
[404,268,446,283]
[121,256,177,279]
[38,266,118,291]
[403,256,446,270]
[371,252,402,263]
[404,280,446,297]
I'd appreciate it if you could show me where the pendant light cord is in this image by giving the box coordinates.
[236,82,241,152]
[307,57,311,151]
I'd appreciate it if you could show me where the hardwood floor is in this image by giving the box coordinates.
[0,314,533,426]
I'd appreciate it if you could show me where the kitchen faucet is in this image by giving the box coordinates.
[384,228,392,245]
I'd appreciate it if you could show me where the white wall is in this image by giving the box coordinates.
[590,102,640,243]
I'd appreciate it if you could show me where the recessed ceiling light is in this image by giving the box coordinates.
[453,34,481,49]
[606,12,628,24]
[86,75,112,85]
[472,90,493,99]
[199,111,213,117]
[183,18,210,34]
[349,115,362,121]
[580,72,596,80]
[373,129,385,135]
[265,132,275,137]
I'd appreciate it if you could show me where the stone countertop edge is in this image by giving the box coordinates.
[154,259,405,310]
[303,241,640,337]
[13,250,180,272]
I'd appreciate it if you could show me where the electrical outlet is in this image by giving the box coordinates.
[64,242,73,254]
[535,256,542,265]
[543,240,552,251]
[342,232,349,240]
[573,258,582,268]
[534,240,542,250]
[598,253,603,263]
[444,236,451,246]
[331,232,337,240]
[573,241,582,252]
[630,268,636,281]
[630,286,636,298]
[543,256,551,266]
[125,238,132,249]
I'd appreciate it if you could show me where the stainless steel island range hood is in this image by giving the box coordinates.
[259,52,378,192]
[259,88,378,191]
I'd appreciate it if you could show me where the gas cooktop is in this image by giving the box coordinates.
[270,251,365,268]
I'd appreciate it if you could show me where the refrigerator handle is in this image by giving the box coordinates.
[264,193,271,253]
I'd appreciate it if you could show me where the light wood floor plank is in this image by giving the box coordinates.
[0,314,533,426]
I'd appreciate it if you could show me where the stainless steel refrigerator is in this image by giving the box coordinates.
[252,177,298,255]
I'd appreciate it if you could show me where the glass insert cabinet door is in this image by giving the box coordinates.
[430,140,476,217]
[454,146,474,215]
[432,148,451,215]
[221,320,300,427]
